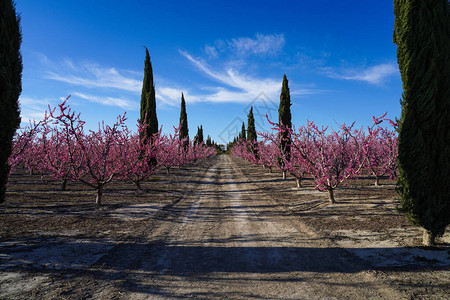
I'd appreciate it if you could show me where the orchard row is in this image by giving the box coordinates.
[231,114,398,203]
[8,98,216,205]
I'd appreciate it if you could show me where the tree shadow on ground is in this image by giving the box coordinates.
[1,237,449,297]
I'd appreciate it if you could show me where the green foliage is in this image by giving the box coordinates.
[240,122,246,140]
[279,74,292,129]
[194,125,204,145]
[199,125,203,144]
[139,47,158,141]
[206,135,212,147]
[216,147,224,155]
[394,0,450,238]
[247,107,257,141]
[0,0,22,203]
[179,93,189,142]
[278,74,292,162]
[247,106,259,158]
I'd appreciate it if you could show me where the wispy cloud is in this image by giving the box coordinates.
[46,63,141,93]
[180,49,325,104]
[324,63,398,85]
[36,54,209,108]
[31,55,144,110]
[35,45,320,110]
[18,96,54,123]
[72,92,137,110]
[157,87,201,106]
[204,45,219,58]
[229,33,285,56]
[180,50,283,103]
[204,33,285,59]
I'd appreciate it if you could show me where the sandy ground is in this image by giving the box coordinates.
[0,155,449,299]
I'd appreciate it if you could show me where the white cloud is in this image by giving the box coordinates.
[35,54,211,110]
[203,33,285,59]
[229,33,285,56]
[204,45,219,58]
[179,50,282,103]
[32,55,143,110]
[72,92,136,110]
[18,96,54,123]
[180,49,324,104]
[203,88,268,104]
[157,87,201,106]
[324,63,398,85]
[180,51,228,83]
[34,49,319,111]
[46,63,142,93]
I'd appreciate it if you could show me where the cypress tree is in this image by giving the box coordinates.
[139,47,158,142]
[278,74,292,179]
[247,107,257,142]
[194,127,199,145]
[247,106,259,159]
[179,93,189,150]
[194,125,203,145]
[198,125,203,144]
[240,122,246,140]
[0,0,22,203]
[394,0,450,246]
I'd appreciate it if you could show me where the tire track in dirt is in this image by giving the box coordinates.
[122,155,404,299]
[226,155,407,299]
[44,158,219,299]
[36,155,405,299]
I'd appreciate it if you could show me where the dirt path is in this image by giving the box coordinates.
[0,155,427,298]
[96,155,402,299]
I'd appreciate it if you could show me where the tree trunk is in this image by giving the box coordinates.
[282,171,287,180]
[295,177,302,188]
[422,229,436,246]
[135,180,142,190]
[61,179,67,191]
[96,186,103,207]
[268,166,272,173]
[375,176,380,187]
[166,167,171,174]
[328,189,335,204]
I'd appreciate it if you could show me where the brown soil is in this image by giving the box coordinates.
[0,155,449,299]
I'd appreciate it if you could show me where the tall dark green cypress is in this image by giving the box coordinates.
[139,47,158,142]
[179,93,189,149]
[394,0,450,246]
[194,127,199,145]
[278,74,292,179]
[240,122,246,140]
[247,106,258,159]
[194,125,204,145]
[0,0,22,203]
[247,107,257,142]
[198,125,203,144]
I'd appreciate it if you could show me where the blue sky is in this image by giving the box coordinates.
[16,0,402,144]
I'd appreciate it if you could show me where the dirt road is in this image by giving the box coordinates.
[0,155,419,298]
[96,155,402,299]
